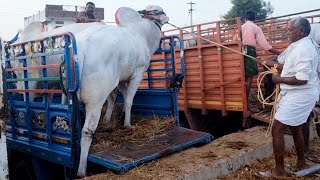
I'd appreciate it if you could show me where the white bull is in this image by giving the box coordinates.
[12,21,104,103]
[75,6,169,176]
[310,23,320,45]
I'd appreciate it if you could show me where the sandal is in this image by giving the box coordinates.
[305,151,320,163]
[255,170,289,179]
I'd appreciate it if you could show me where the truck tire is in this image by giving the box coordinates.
[13,159,36,180]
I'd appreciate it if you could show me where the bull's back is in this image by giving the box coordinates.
[76,25,150,80]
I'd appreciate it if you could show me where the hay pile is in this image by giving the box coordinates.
[90,105,175,153]
[248,90,272,113]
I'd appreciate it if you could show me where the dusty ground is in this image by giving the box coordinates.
[221,137,320,180]
[82,126,273,180]
[81,105,320,180]
[83,136,320,180]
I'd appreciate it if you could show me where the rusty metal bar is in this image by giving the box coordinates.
[197,25,207,116]
[5,64,60,72]
[236,17,249,127]
[256,8,320,22]
[179,29,193,128]
[204,77,241,91]
[216,22,227,117]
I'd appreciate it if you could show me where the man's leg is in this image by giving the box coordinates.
[245,76,252,101]
[302,118,310,152]
[303,110,320,163]
[272,120,287,176]
[289,124,307,170]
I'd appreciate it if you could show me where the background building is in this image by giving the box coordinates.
[24,4,104,31]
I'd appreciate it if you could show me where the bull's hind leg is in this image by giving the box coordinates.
[102,83,128,124]
[102,89,118,124]
[123,74,144,127]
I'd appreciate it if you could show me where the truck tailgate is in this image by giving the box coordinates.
[88,127,212,174]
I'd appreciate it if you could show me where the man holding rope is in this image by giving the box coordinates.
[241,11,281,104]
[263,21,320,164]
[258,17,320,178]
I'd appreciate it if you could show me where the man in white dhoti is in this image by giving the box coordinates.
[258,17,320,178]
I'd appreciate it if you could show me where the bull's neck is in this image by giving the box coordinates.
[148,22,161,55]
[133,20,162,56]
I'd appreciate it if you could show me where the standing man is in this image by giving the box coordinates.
[259,17,319,178]
[76,2,102,23]
[263,22,320,164]
[241,11,281,102]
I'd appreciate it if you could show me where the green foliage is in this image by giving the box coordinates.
[223,0,274,21]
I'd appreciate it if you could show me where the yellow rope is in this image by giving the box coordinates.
[257,64,281,137]
[167,23,272,71]
[311,109,320,125]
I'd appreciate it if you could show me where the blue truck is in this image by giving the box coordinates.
[2,32,212,179]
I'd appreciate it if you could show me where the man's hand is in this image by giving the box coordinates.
[272,74,282,84]
[262,57,283,70]
[262,59,274,67]
[268,48,282,55]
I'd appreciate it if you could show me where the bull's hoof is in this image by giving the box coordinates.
[101,119,111,125]
[76,171,86,178]
[124,124,133,129]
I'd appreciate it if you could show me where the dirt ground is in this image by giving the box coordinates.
[82,125,320,180]
[221,137,320,180]
[82,126,273,180]
[81,105,320,180]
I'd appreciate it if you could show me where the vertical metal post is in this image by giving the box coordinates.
[216,22,227,116]
[21,45,33,143]
[197,25,207,116]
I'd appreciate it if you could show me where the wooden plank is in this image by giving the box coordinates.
[5,64,60,72]
[7,89,63,94]
[6,77,61,82]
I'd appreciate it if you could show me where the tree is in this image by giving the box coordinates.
[223,0,274,21]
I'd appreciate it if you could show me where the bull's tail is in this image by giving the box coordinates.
[75,51,85,101]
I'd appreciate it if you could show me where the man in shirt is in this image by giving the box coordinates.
[259,17,319,178]
[263,22,320,164]
[76,2,102,23]
[241,11,281,102]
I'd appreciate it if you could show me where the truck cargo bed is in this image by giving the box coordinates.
[88,127,213,174]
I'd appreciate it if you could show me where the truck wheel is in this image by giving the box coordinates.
[14,159,36,180]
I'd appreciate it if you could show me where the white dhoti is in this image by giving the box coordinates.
[275,89,318,126]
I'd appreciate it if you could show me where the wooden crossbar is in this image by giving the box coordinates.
[7,89,63,94]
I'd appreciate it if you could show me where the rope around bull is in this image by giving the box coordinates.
[167,23,279,136]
